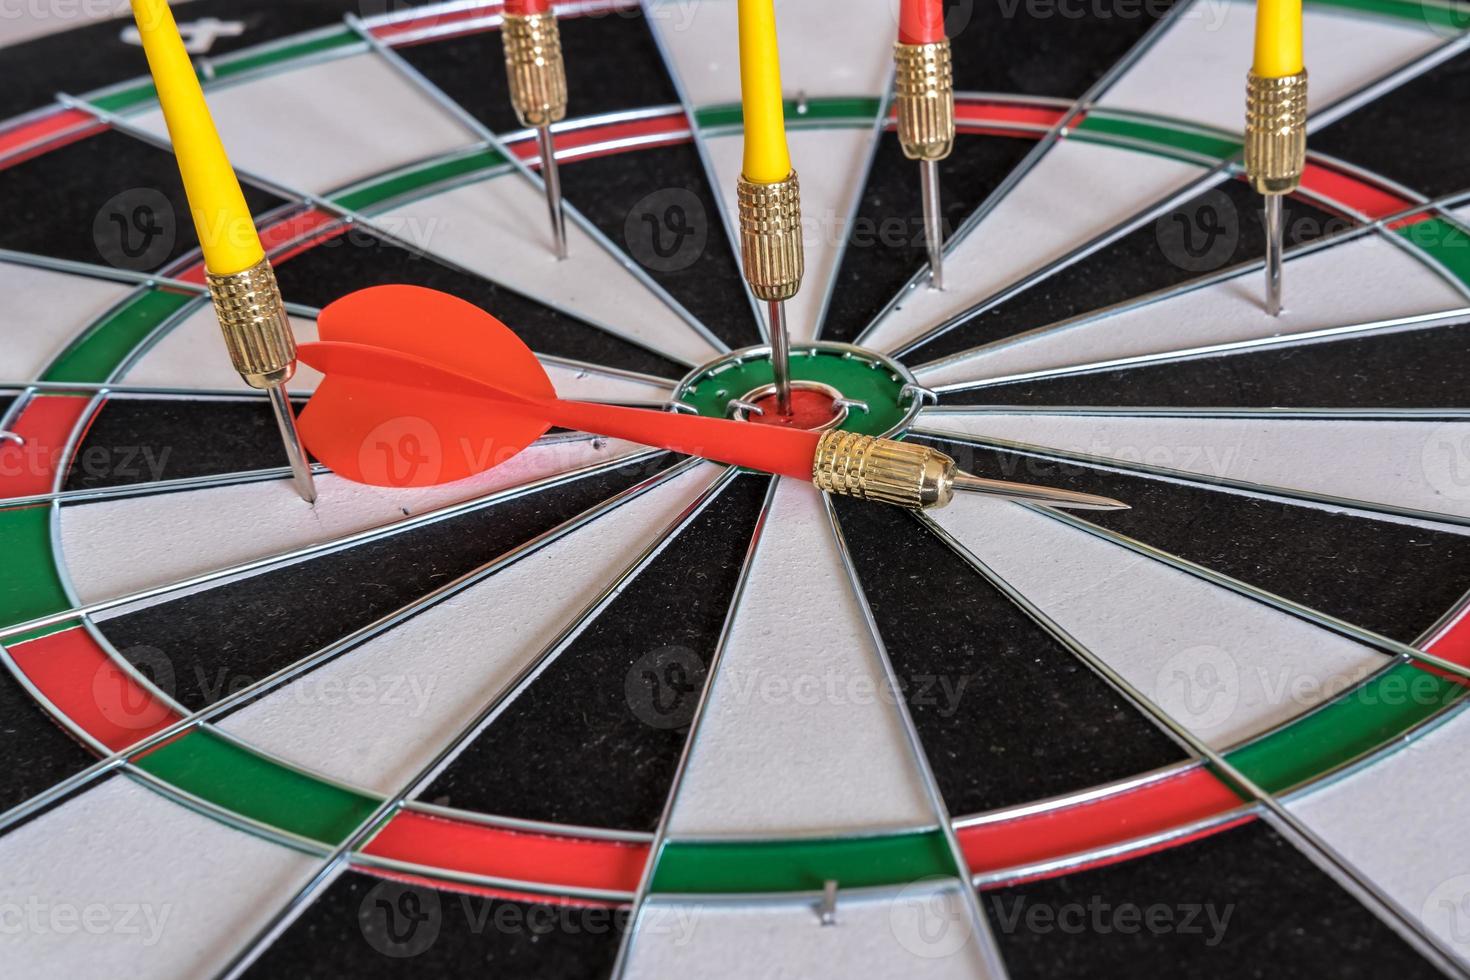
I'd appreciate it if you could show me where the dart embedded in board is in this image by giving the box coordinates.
[128,0,317,503]
[1245,0,1307,317]
[294,284,1127,513]
[501,0,569,258]
[894,0,954,290]
[736,0,803,417]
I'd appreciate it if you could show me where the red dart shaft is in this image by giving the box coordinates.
[298,340,820,479]
[899,0,945,43]
[531,397,820,479]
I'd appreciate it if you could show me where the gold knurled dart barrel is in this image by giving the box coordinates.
[502,11,567,128]
[893,39,955,161]
[737,170,804,302]
[1244,69,1308,194]
[205,257,296,389]
[812,430,954,509]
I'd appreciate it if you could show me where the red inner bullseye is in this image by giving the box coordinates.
[747,388,843,430]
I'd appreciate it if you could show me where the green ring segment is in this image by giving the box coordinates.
[675,343,922,438]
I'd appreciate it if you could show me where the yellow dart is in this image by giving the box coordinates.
[130,0,316,502]
[736,0,801,416]
[1245,0,1307,317]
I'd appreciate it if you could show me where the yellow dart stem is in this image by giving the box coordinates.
[737,0,792,183]
[1252,0,1304,78]
[129,0,263,275]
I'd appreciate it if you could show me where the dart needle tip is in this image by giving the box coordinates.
[950,470,1129,511]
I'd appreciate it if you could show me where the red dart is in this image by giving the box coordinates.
[296,285,819,487]
[899,0,945,44]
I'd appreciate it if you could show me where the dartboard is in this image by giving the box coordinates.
[4,0,1470,976]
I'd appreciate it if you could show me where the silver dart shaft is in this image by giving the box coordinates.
[537,125,567,259]
[1264,193,1283,317]
[266,383,317,504]
[920,158,944,290]
[951,470,1129,511]
[767,298,793,415]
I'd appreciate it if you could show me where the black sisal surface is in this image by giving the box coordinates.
[271,227,685,378]
[421,473,768,831]
[949,0,1178,99]
[100,456,673,711]
[905,178,1348,364]
[62,397,310,491]
[398,9,679,136]
[1313,46,1470,201]
[919,436,1470,645]
[558,142,758,352]
[985,821,1443,979]
[820,132,1036,345]
[241,870,625,979]
[0,129,286,273]
[832,495,1186,814]
[952,323,1470,410]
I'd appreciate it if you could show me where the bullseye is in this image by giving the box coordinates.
[739,381,847,431]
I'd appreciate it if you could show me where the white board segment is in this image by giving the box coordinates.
[645,0,895,106]
[220,464,724,792]
[625,885,996,980]
[1095,0,1447,134]
[916,412,1470,521]
[1291,703,1470,967]
[0,263,136,382]
[118,304,672,401]
[927,496,1387,747]
[916,234,1466,389]
[60,438,652,603]
[666,479,933,837]
[372,177,721,366]
[0,776,316,980]
[118,301,321,391]
[860,140,1205,355]
[130,52,474,194]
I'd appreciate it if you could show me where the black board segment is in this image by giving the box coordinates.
[916,435,1470,645]
[0,130,285,273]
[398,10,679,137]
[0,655,97,817]
[241,870,625,980]
[984,820,1443,979]
[1313,47,1470,201]
[99,455,675,711]
[831,494,1185,814]
[422,473,770,831]
[271,227,685,378]
[820,133,1035,345]
[558,142,757,351]
[949,0,1179,99]
[946,323,1470,410]
[906,178,1346,365]
[62,397,311,491]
